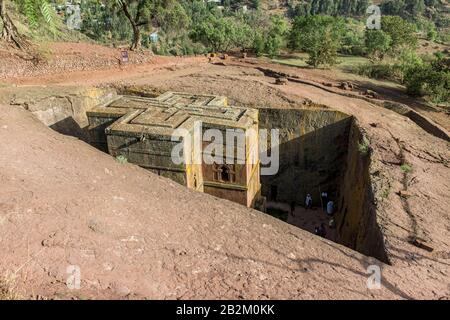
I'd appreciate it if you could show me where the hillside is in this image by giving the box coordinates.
[0,0,449,302]
[0,100,448,300]
[0,42,449,299]
[0,102,399,300]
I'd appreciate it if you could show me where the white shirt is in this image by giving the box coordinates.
[327,201,334,215]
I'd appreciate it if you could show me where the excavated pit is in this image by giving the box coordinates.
[0,86,389,263]
[257,108,388,264]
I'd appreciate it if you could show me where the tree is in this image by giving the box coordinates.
[381,0,406,16]
[1,0,56,49]
[365,29,392,60]
[0,0,24,48]
[341,18,365,55]
[114,0,188,50]
[264,15,288,58]
[231,18,254,51]
[190,15,237,52]
[405,0,425,16]
[290,15,345,67]
[252,0,261,10]
[381,15,418,53]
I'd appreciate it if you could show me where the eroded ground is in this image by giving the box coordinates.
[0,43,449,299]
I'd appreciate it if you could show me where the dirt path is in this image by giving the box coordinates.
[0,41,206,86]
[3,57,206,87]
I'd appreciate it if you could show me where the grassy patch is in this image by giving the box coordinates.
[0,274,20,300]
[400,163,413,173]
[273,53,369,71]
[116,155,128,164]
[272,54,309,68]
[336,55,371,72]
[381,187,391,199]
[358,138,371,156]
[266,207,289,222]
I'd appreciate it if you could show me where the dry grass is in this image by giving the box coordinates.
[0,273,21,300]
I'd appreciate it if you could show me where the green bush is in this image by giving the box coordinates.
[365,29,392,61]
[341,20,366,56]
[357,63,400,81]
[358,50,423,82]
[404,55,450,104]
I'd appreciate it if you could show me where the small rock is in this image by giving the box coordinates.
[275,77,288,85]
[398,190,413,198]
[365,89,380,99]
[339,81,355,90]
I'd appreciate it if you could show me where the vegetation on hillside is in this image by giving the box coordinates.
[0,0,448,105]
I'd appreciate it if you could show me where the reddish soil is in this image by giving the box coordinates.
[0,42,449,300]
[0,41,204,86]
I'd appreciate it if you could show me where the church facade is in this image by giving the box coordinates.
[87,92,261,208]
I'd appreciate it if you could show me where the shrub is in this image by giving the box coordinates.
[404,55,450,104]
[340,19,365,56]
[365,29,392,61]
[358,138,371,156]
[357,50,423,82]
[357,63,399,81]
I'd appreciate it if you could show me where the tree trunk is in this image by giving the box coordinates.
[0,0,26,49]
[120,2,141,51]
[130,24,142,51]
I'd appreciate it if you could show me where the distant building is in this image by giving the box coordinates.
[149,32,159,43]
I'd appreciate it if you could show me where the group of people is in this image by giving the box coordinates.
[287,191,336,239]
[307,191,336,239]
[315,224,327,238]
[305,192,334,215]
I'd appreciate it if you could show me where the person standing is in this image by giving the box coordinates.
[305,194,313,210]
[321,191,328,211]
[315,224,327,238]
[329,218,336,229]
[327,200,335,216]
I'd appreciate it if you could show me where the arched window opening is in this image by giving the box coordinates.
[221,165,230,182]
[213,164,236,183]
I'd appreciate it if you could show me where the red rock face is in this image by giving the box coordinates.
[0,47,449,300]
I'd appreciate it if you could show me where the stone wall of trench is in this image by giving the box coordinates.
[335,120,390,264]
[0,86,116,141]
[0,86,390,262]
[259,108,389,263]
[258,108,352,206]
